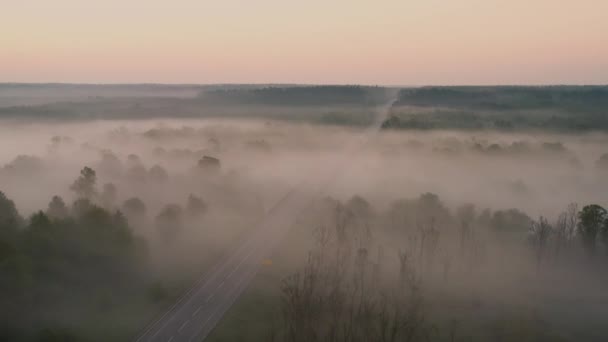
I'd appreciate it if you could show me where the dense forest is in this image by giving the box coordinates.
[1,85,607,132]
[1,85,608,341]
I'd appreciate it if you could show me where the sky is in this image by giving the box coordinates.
[1,0,607,85]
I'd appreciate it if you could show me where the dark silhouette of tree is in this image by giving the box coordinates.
[96,150,123,179]
[596,153,608,171]
[530,216,552,269]
[554,203,578,258]
[0,186,146,341]
[70,167,97,200]
[490,208,532,234]
[197,156,221,174]
[122,197,147,219]
[2,155,44,176]
[148,165,169,183]
[0,191,21,262]
[186,194,207,218]
[71,198,93,218]
[577,204,607,256]
[155,204,183,243]
[126,164,148,184]
[417,192,450,224]
[101,183,117,209]
[346,195,373,219]
[126,154,142,166]
[47,195,68,220]
[0,191,23,236]
[456,204,476,253]
[29,211,52,230]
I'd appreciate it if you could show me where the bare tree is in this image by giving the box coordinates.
[554,203,578,259]
[530,216,552,270]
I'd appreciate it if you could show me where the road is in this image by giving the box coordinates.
[135,96,397,342]
[135,186,315,342]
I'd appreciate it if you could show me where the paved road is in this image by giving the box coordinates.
[135,97,397,342]
[135,187,314,342]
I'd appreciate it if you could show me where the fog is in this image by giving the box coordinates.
[2,114,608,341]
[2,119,607,217]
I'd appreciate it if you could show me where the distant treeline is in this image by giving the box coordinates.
[198,85,392,106]
[394,86,608,110]
[1,85,608,131]
[383,86,608,131]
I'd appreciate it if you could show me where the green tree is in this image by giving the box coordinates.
[47,195,68,220]
[490,209,532,234]
[0,191,22,236]
[148,164,169,183]
[186,194,207,218]
[70,167,97,200]
[155,204,182,243]
[71,198,93,218]
[101,183,117,209]
[577,204,607,256]
[122,197,147,219]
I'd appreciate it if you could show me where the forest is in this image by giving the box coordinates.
[2,85,608,132]
[1,84,608,341]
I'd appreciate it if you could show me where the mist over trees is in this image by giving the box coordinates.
[266,193,608,342]
[1,85,608,341]
[2,85,607,131]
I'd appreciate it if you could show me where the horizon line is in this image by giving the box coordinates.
[1,82,607,88]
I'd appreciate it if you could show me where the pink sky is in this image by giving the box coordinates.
[2,0,607,84]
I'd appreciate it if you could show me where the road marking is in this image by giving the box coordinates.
[204,313,214,325]
[226,259,244,279]
[134,205,280,341]
[188,313,216,342]
[138,99,393,342]
[151,328,162,339]
[227,248,257,279]
[192,306,202,317]
[178,320,190,333]
[135,185,303,341]
[206,293,215,302]
[167,337,174,342]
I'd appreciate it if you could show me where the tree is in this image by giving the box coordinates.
[2,155,44,176]
[417,192,450,225]
[148,165,169,183]
[155,204,183,243]
[96,150,123,179]
[72,198,93,218]
[577,204,607,256]
[197,156,221,174]
[595,153,608,171]
[29,211,52,230]
[126,164,148,184]
[490,209,532,234]
[456,204,476,253]
[122,197,147,219]
[0,191,21,262]
[70,167,97,200]
[554,203,578,258]
[0,191,22,233]
[600,214,608,256]
[47,195,68,220]
[186,194,207,218]
[530,216,552,269]
[101,183,117,209]
[346,195,373,219]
